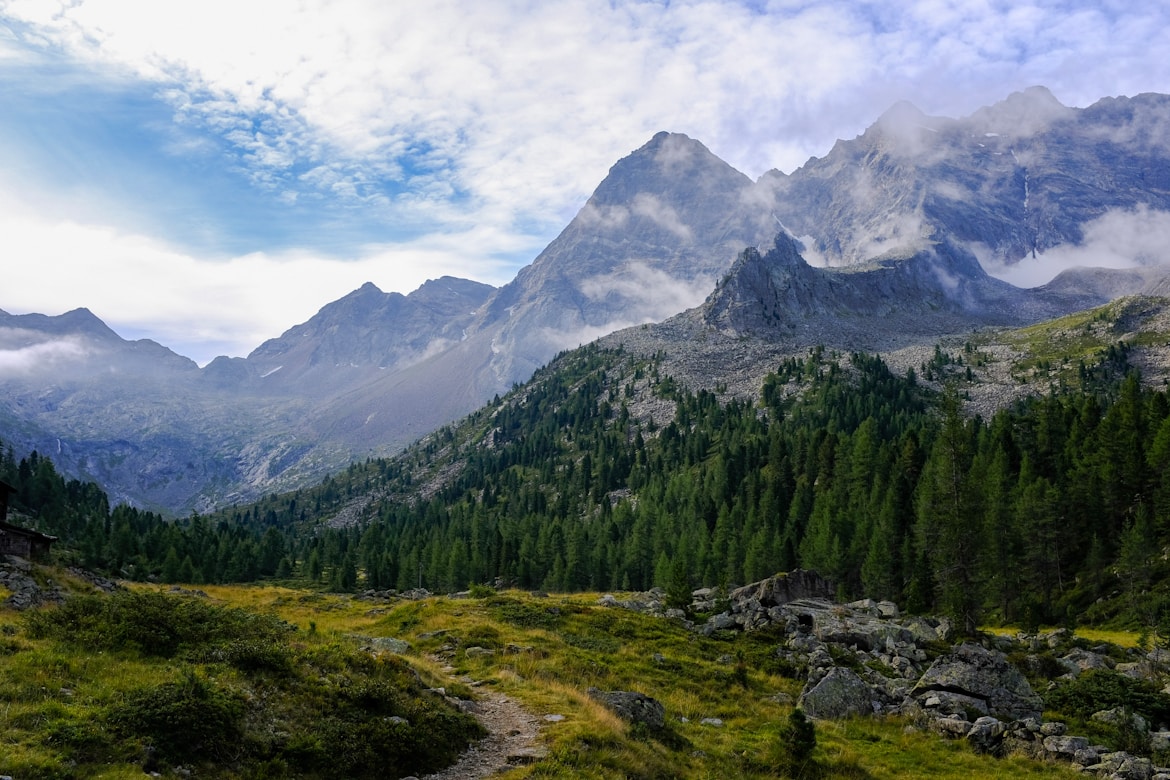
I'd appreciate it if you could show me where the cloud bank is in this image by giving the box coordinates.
[977,206,1170,288]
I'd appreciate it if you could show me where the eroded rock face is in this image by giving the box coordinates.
[912,643,1043,721]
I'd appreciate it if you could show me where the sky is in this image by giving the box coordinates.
[2,1,1169,365]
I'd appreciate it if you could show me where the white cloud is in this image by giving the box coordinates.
[976,205,1170,288]
[630,194,693,242]
[0,331,88,375]
[578,262,713,321]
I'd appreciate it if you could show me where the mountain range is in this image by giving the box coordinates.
[3,86,1170,514]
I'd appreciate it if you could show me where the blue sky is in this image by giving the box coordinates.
[2,0,1169,365]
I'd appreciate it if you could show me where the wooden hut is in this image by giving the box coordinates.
[0,480,56,560]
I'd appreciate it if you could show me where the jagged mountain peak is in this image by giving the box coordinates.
[244,276,493,379]
[584,130,751,210]
[967,85,1072,137]
[0,306,122,342]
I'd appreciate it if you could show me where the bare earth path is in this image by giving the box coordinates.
[418,691,546,779]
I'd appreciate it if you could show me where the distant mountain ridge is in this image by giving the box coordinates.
[763,87,1170,270]
[4,87,1170,512]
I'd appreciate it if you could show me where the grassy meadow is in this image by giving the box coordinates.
[0,572,1090,779]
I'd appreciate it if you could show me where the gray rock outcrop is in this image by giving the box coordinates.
[913,643,1043,721]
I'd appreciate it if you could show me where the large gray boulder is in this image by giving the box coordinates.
[587,688,666,730]
[913,643,1043,720]
[798,667,876,719]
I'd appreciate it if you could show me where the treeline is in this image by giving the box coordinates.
[5,342,1170,633]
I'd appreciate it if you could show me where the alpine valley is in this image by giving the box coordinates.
[3,86,1170,515]
[10,87,1170,780]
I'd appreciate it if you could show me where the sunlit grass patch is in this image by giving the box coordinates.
[986,624,1143,649]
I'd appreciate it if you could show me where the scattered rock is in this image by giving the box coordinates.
[465,646,495,658]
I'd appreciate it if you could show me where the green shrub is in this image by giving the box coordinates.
[107,668,245,765]
[197,637,295,675]
[468,583,496,598]
[491,597,564,629]
[771,707,817,777]
[23,590,294,657]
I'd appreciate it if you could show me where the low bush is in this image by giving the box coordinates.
[1045,669,1170,728]
[23,589,294,657]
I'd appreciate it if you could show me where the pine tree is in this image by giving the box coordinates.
[915,388,983,634]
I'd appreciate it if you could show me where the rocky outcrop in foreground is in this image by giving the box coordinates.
[601,571,1170,780]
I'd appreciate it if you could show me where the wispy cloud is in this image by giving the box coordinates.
[0,330,88,375]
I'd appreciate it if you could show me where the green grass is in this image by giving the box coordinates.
[1,578,483,779]
[1,574,1089,779]
[1000,297,1170,386]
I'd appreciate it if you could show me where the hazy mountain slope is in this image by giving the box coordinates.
[464,131,772,386]
[240,276,495,392]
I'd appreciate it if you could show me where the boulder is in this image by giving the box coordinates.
[587,688,666,730]
[1060,647,1113,675]
[727,570,833,611]
[966,716,1007,754]
[1042,734,1090,762]
[798,667,876,719]
[1093,707,1149,734]
[912,643,1043,720]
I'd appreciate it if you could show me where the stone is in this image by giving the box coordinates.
[587,688,666,730]
[1042,734,1090,761]
[1150,731,1170,752]
[798,667,876,720]
[966,716,1006,754]
[1060,647,1113,675]
[931,717,972,737]
[1073,747,1101,767]
[1093,707,1149,734]
[704,612,737,632]
[465,646,495,657]
[726,570,833,611]
[700,718,724,727]
[912,643,1043,720]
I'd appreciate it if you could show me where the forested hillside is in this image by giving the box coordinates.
[6,330,1170,635]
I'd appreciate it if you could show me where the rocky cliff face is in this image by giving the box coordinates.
[692,230,1104,358]
[761,88,1170,271]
